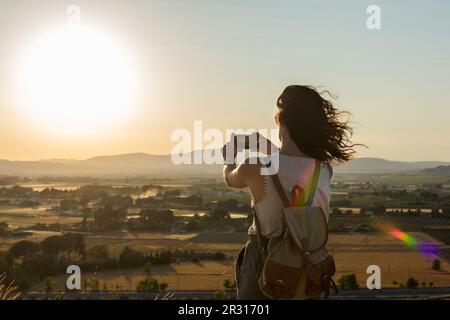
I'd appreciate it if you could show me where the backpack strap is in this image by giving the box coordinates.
[252,159,321,254]
[305,160,321,206]
[252,206,268,257]
[270,159,321,208]
[270,173,291,208]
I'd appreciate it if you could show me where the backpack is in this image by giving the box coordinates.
[253,160,337,299]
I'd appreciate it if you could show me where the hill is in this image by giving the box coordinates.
[334,158,450,173]
[421,165,450,175]
[0,154,449,177]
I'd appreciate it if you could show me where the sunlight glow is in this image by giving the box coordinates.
[14,26,139,136]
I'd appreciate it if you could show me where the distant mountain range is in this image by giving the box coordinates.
[421,165,450,175]
[0,153,449,177]
[334,158,450,173]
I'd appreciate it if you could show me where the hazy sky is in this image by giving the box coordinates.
[0,0,449,161]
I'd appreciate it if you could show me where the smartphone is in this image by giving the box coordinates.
[234,133,259,150]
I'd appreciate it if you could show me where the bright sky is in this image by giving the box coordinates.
[0,0,449,161]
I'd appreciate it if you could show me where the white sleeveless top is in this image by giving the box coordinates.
[249,153,332,236]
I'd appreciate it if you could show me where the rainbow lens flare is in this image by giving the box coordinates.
[375,222,440,259]
[418,241,440,258]
[389,229,417,247]
[290,160,321,207]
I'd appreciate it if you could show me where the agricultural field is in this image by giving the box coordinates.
[28,231,450,292]
[31,260,236,292]
[1,174,449,297]
[0,205,80,228]
[330,233,450,288]
[332,173,450,186]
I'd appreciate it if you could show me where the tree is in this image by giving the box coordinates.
[40,235,66,259]
[20,254,59,279]
[218,199,238,210]
[119,246,145,269]
[444,206,450,217]
[44,277,55,293]
[144,262,152,274]
[79,197,89,207]
[164,189,181,197]
[432,259,441,271]
[431,207,440,217]
[100,195,133,209]
[374,205,386,216]
[87,245,110,261]
[136,278,160,292]
[85,277,100,292]
[185,220,200,232]
[406,276,419,289]
[159,282,168,291]
[0,253,14,284]
[40,234,85,260]
[15,273,32,291]
[63,233,86,259]
[9,240,40,258]
[60,199,79,211]
[59,199,80,211]
[209,208,230,220]
[138,209,174,231]
[223,279,236,290]
[213,252,226,260]
[331,207,342,215]
[81,207,92,230]
[71,234,86,258]
[337,273,359,290]
[94,206,126,231]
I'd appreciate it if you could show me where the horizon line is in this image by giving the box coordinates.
[1,152,450,164]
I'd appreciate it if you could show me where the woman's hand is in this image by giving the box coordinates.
[222,134,238,164]
[256,133,278,155]
[222,132,278,163]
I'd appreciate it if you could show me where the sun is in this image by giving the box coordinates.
[14,26,139,136]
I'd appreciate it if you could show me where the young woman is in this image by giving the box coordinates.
[222,85,357,299]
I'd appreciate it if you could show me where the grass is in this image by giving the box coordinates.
[0,273,21,300]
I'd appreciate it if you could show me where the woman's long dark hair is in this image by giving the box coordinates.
[275,85,359,163]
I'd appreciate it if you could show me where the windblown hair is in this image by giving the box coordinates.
[275,85,358,163]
